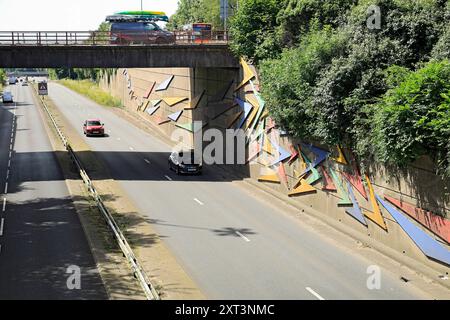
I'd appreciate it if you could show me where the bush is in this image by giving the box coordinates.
[370,60,450,174]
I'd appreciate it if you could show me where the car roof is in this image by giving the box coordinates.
[87,118,101,122]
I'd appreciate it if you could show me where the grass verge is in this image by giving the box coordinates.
[59,79,122,108]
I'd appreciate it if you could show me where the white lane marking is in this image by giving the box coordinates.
[2,198,5,212]
[0,218,4,236]
[235,231,251,242]
[5,169,9,180]
[8,151,11,158]
[129,146,134,151]
[164,175,172,181]
[9,143,12,149]
[193,198,204,206]
[144,159,151,164]
[7,160,11,168]
[4,182,8,194]
[306,287,325,300]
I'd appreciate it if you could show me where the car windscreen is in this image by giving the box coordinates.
[87,121,101,126]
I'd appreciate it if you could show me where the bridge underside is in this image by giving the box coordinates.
[0,45,239,68]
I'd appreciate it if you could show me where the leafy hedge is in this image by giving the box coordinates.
[230,0,450,175]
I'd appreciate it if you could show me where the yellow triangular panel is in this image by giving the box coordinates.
[263,135,275,155]
[244,105,259,130]
[364,175,387,230]
[163,97,188,107]
[261,110,269,119]
[332,145,348,165]
[288,179,316,196]
[235,58,256,91]
[258,170,280,183]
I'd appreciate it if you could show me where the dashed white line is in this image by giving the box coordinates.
[164,175,173,181]
[8,151,11,158]
[144,159,151,164]
[306,287,325,300]
[2,198,5,212]
[4,182,8,194]
[129,146,134,151]
[7,160,10,168]
[193,198,204,206]
[235,231,251,242]
[0,218,4,236]
[5,169,9,180]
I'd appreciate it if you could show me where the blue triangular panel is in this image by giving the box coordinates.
[299,143,329,176]
[345,182,367,226]
[146,105,159,115]
[270,138,291,165]
[377,195,450,266]
[155,75,174,91]
[235,98,253,128]
[168,110,183,122]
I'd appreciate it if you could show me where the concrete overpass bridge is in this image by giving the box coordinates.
[0,31,238,68]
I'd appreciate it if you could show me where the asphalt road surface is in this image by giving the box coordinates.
[0,84,107,299]
[48,82,430,300]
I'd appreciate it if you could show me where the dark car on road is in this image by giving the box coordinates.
[109,21,175,45]
[169,150,202,175]
[2,91,13,103]
[83,119,105,137]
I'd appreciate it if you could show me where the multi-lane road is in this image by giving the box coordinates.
[0,84,106,299]
[43,82,436,300]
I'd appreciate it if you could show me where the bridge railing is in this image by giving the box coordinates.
[0,30,229,46]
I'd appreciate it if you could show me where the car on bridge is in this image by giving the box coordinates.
[83,119,105,137]
[2,91,13,103]
[169,150,202,175]
[107,11,175,45]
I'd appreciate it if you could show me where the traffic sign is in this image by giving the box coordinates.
[38,82,48,95]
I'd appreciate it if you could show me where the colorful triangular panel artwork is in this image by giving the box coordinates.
[142,101,151,112]
[168,110,183,122]
[163,97,189,107]
[385,196,450,244]
[235,98,253,128]
[143,82,155,99]
[288,178,316,197]
[154,115,170,125]
[155,75,174,91]
[185,90,205,110]
[270,139,291,166]
[377,196,450,266]
[288,145,299,164]
[321,166,337,191]
[306,164,322,185]
[277,163,289,188]
[263,135,275,155]
[364,175,388,230]
[332,145,348,165]
[299,144,329,177]
[342,164,368,200]
[345,182,368,226]
[258,170,281,183]
[329,168,352,206]
[146,105,160,115]
[235,58,256,91]
[151,99,162,107]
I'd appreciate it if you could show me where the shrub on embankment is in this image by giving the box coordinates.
[59,79,122,108]
[230,0,450,176]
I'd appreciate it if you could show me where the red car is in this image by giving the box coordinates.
[83,119,105,137]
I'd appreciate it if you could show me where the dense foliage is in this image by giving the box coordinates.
[230,0,450,175]
[167,0,238,30]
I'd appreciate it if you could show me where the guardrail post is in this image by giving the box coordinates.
[66,32,68,45]
[11,32,14,45]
